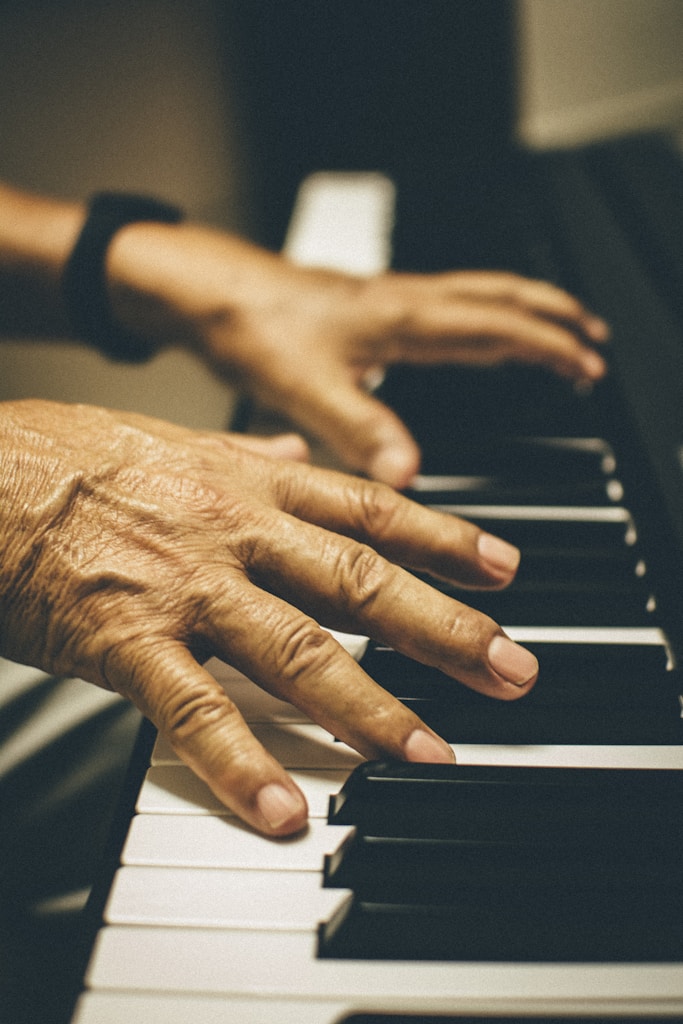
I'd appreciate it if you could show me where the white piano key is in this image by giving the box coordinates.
[204,660,309,722]
[504,625,668,645]
[105,865,349,929]
[151,722,363,770]
[85,925,683,1008]
[283,171,395,275]
[122,814,351,870]
[430,503,633,522]
[72,992,350,1024]
[453,744,683,769]
[137,765,348,817]
[71,990,683,1024]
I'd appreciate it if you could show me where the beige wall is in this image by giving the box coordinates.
[0,0,246,429]
[517,0,683,148]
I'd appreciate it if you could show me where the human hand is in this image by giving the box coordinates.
[107,224,608,487]
[0,399,537,836]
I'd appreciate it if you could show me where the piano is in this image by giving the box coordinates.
[69,134,683,1023]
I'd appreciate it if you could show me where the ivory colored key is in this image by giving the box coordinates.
[105,865,349,930]
[122,814,351,871]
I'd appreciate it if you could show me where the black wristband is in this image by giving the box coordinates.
[62,192,183,362]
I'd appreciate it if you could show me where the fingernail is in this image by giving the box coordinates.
[404,729,455,763]
[477,532,520,578]
[488,634,538,687]
[256,783,306,831]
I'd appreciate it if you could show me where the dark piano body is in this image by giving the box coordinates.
[68,135,683,1023]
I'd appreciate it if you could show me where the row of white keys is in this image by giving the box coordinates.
[76,656,683,1024]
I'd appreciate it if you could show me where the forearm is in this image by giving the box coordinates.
[0,179,268,362]
[0,182,85,337]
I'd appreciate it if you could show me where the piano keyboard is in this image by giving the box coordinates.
[71,165,683,1023]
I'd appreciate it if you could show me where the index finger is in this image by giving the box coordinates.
[273,463,521,589]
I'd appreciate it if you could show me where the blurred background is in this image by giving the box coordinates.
[1,0,682,430]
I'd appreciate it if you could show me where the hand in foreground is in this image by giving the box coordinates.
[108,225,609,487]
[0,400,537,835]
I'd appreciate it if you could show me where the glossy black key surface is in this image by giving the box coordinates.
[327,762,683,840]
[511,546,640,585]
[361,642,671,700]
[361,646,682,744]
[403,695,683,745]
[320,763,683,962]
[318,887,683,961]
[410,437,616,479]
[427,511,635,550]
[324,831,681,899]
[420,580,654,627]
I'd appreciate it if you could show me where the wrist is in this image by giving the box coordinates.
[62,192,183,362]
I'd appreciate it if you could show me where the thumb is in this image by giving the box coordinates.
[300,378,422,488]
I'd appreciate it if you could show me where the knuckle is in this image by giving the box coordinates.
[436,602,495,673]
[157,675,239,745]
[334,541,387,611]
[354,480,402,540]
[272,618,337,686]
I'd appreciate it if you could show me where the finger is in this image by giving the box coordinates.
[281,370,422,488]
[227,432,310,462]
[273,465,520,589]
[206,582,457,761]
[389,299,608,382]
[106,639,309,836]
[240,510,536,698]
[439,271,610,339]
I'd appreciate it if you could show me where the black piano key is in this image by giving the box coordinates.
[362,644,682,744]
[318,885,683,961]
[422,581,654,627]
[375,364,602,455]
[406,477,618,507]
[404,694,683,745]
[361,643,672,701]
[428,511,635,550]
[409,436,616,480]
[323,830,681,900]
[327,763,683,840]
[512,546,641,585]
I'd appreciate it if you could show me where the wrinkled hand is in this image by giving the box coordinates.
[109,225,608,488]
[0,399,538,835]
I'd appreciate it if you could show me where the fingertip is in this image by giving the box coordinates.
[487,634,538,690]
[584,315,611,343]
[581,348,608,380]
[404,728,456,763]
[368,444,421,489]
[477,532,520,583]
[255,781,309,835]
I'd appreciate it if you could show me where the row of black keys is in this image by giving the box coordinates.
[375,437,681,743]
[318,762,683,963]
[406,438,652,628]
[315,432,683,963]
